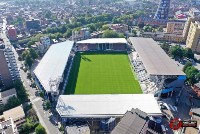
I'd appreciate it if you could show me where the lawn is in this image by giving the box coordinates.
[65,52,142,94]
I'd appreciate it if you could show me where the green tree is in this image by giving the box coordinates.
[35,124,46,134]
[185,66,200,85]
[22,50,29,60]
[183,61,192,72]
[169,45,184,60]
[14,80,28,103]
[29,48,38,60]
[118,33,125,38]
[143,25,153,32]
[160,43,170,54]
[102,30,120,38]
[184,48,194,59]
[102,25,110,30]
[138,22,145,29]
[4,96,21,110]
[25,54,33,68]
[44,10,52,19]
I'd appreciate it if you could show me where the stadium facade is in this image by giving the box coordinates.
[76,38,127,51]
[154,0,170,20]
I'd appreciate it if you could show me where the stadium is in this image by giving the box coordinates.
[34,37,185,133]
[65,38,141,95]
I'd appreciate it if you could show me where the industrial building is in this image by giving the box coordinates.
[33,41,74,101]
[128,37,186,96]
[76,38,127,51]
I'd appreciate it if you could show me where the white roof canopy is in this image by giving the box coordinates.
[56,94,162,118]
[76,38,127,44]
[34,41,74,93]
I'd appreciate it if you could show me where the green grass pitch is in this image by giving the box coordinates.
[65,52,142,94]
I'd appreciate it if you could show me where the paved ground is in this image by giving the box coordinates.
[0,18,60,134]
[159,85,191,134]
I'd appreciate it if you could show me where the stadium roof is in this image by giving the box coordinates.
[76,38,127,44]
[128,37,185,76]
[56,94,162,118]
[34,41,74,93]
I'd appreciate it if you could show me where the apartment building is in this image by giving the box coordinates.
[154,0,170,20]
[0,88,17,105]
[4,47,20,81]
[0,46,19,90]
[2,105,25,127]
[6,25,17,41]
[166,21,185,34]
[183,17,195,39]
[186,21,200,53]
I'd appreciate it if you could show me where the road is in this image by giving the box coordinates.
[0,18,61,134]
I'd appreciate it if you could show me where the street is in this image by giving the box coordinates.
[1,18,60,134]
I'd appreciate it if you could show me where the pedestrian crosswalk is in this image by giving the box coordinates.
[31,96,41,103]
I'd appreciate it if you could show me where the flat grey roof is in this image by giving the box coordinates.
[34,41,74,93]
[128,37,185,76]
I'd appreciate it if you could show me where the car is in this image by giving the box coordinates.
[49,115,58,126]
[161,125,167,134]
[159,102,177,112]
[159,103,168,110]
[149,116,162,124]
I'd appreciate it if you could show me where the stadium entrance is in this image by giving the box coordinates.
[98,44,113,50]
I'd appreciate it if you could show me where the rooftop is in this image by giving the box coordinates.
[76,38,127,44]
[34,41,74,93]
[0,49,13,89]
[0,119,17,134]
[111,108,149,134]
[66,125,90,134]
[56,94,162,118]
[0,88,16,99]
[3,105,25,121]
[128,37,185,76]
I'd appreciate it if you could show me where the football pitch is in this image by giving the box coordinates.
[65,52,142,94]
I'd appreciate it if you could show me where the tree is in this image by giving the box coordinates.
[138,22,145,29]
[185,66,200,85]
[102,30,122,38]
[184,48,194,59]
[183,61,192,72]
[118,33,125,38]
[102,25,110,30]
[143,25,153,32]
[160,43,170,54]
[4,96,21,110]
[22,50,29,60]
[25,54,33,68]
[29,48,38,60]
[169,45,184,60]
[35,124,46,134]
[44,10,52,19]
[14,80,28,103]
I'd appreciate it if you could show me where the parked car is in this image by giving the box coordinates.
[159,102,177,112]
[149,116,162,124]
[49,115,58,126]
